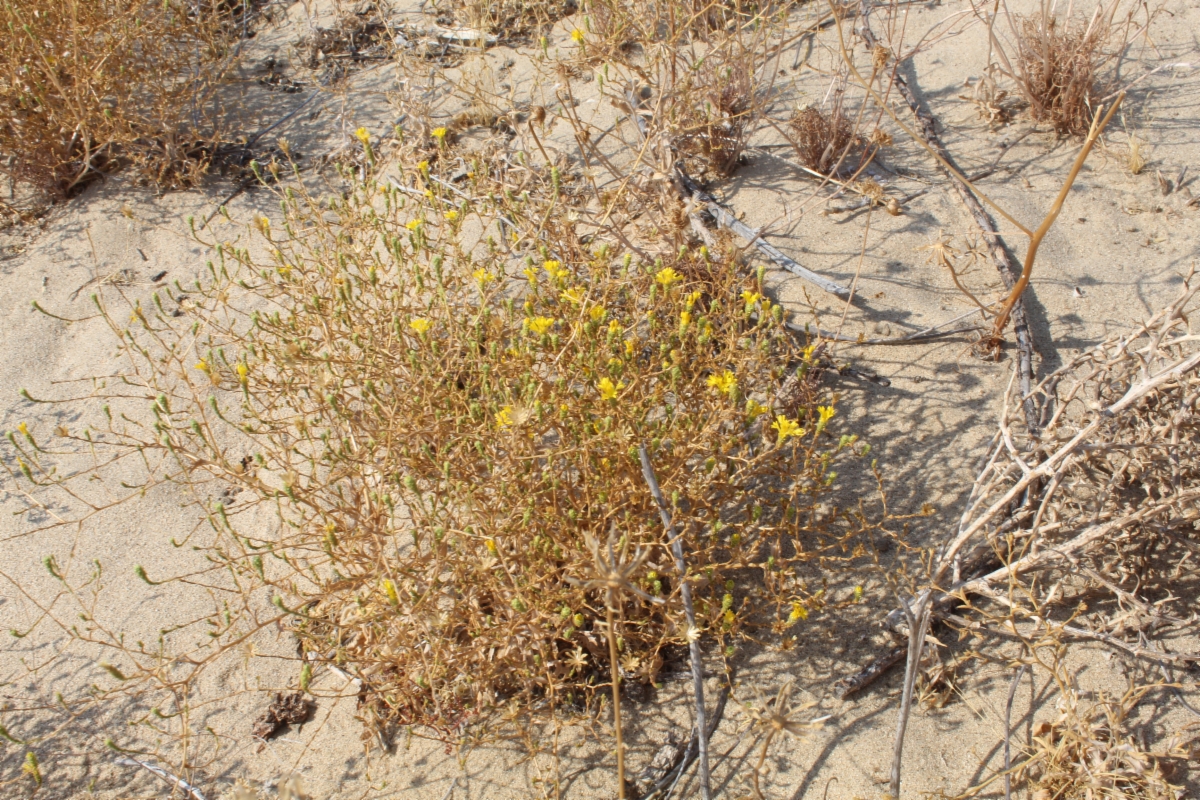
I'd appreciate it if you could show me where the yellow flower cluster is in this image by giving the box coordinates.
[707,370,737,396]
[816,405,836,433]
[772,415,804,444]
[496,406,513,428]
[526,316,555,336]
[543,260,570,280]
[655,267,682,288]
[597,377,624,400]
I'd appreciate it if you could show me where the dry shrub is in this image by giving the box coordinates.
[1019,681,1183,800]
[447,0,577,39]
[992,0,1141,136]
[788,105,860,176]
[296,2,394,69]
[945,274,1200,685]
[0,0,245,205]
[669,40,767,177]
[15,152,873,739]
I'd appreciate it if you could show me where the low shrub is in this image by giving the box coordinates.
[19,151,872,739]
[0,0,245,205]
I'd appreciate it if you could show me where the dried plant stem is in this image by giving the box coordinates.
[833,644,907,698]
[113,757,207,800]
[674,165,851,298]
[852,0,1042,432]
[888,592,934,799]
[607,597,627,800]
[990,95,1123,338]
[1003,664,1028,800]
[752,729,777,799]
[639,445,710,800]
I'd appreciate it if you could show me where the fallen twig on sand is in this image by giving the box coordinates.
[640,445,712,800]
[833,644,906,699]
[674,166,851,298]
[855,0,1042,433]
[643,685,732,800]
[113,757,207,800]
[856,273,1200,793]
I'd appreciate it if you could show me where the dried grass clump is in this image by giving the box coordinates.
[788,105,861,176]
[991,0,1142,136]
[670,44,766,177]
[449,0,576,39]
[15,151,872,739]
[1019,682,1183,800]
[296,2,395,70]
[0,0,244,205]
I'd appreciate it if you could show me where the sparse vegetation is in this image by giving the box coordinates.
[2,0,1198,798]
[983,0,1148,136]
[0,0,251,207]
[787,105,861,176]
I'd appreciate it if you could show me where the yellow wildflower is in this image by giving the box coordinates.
[772,415,804,444]
[680,310,692,327]
[194,360,210,373]
[607,357,622,369]
[685,290,702,309]
[473,268,496,286]
[706,370,737,396]
[543,259,570,280]
[624,337,636,356]
[405,219,421,231]
[571,28,585,43]
[526,316,555,336]
[17,422,28,436]
[255,216,270,236]
[562,287,585,305]
[741,290,761,305]
[432,127,448,140]
[745,398,770,421]
[608,319,621,335]
[409,318,432,334]
[354,127,370,145]
[486,539,498,554]
[597,377,624,401]
[816,405,836,433]
[802,343,817,362]
[382,578,399,606]
[788,602,808,623]
[522,266,539,283]
[496,406,513,428]
[444,210,459,222]
[589,305,607,322]
[236,363,249,383]
[655,267,682,288]
[417,160,429,172]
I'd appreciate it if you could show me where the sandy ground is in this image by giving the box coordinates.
[2,0,1199,797]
